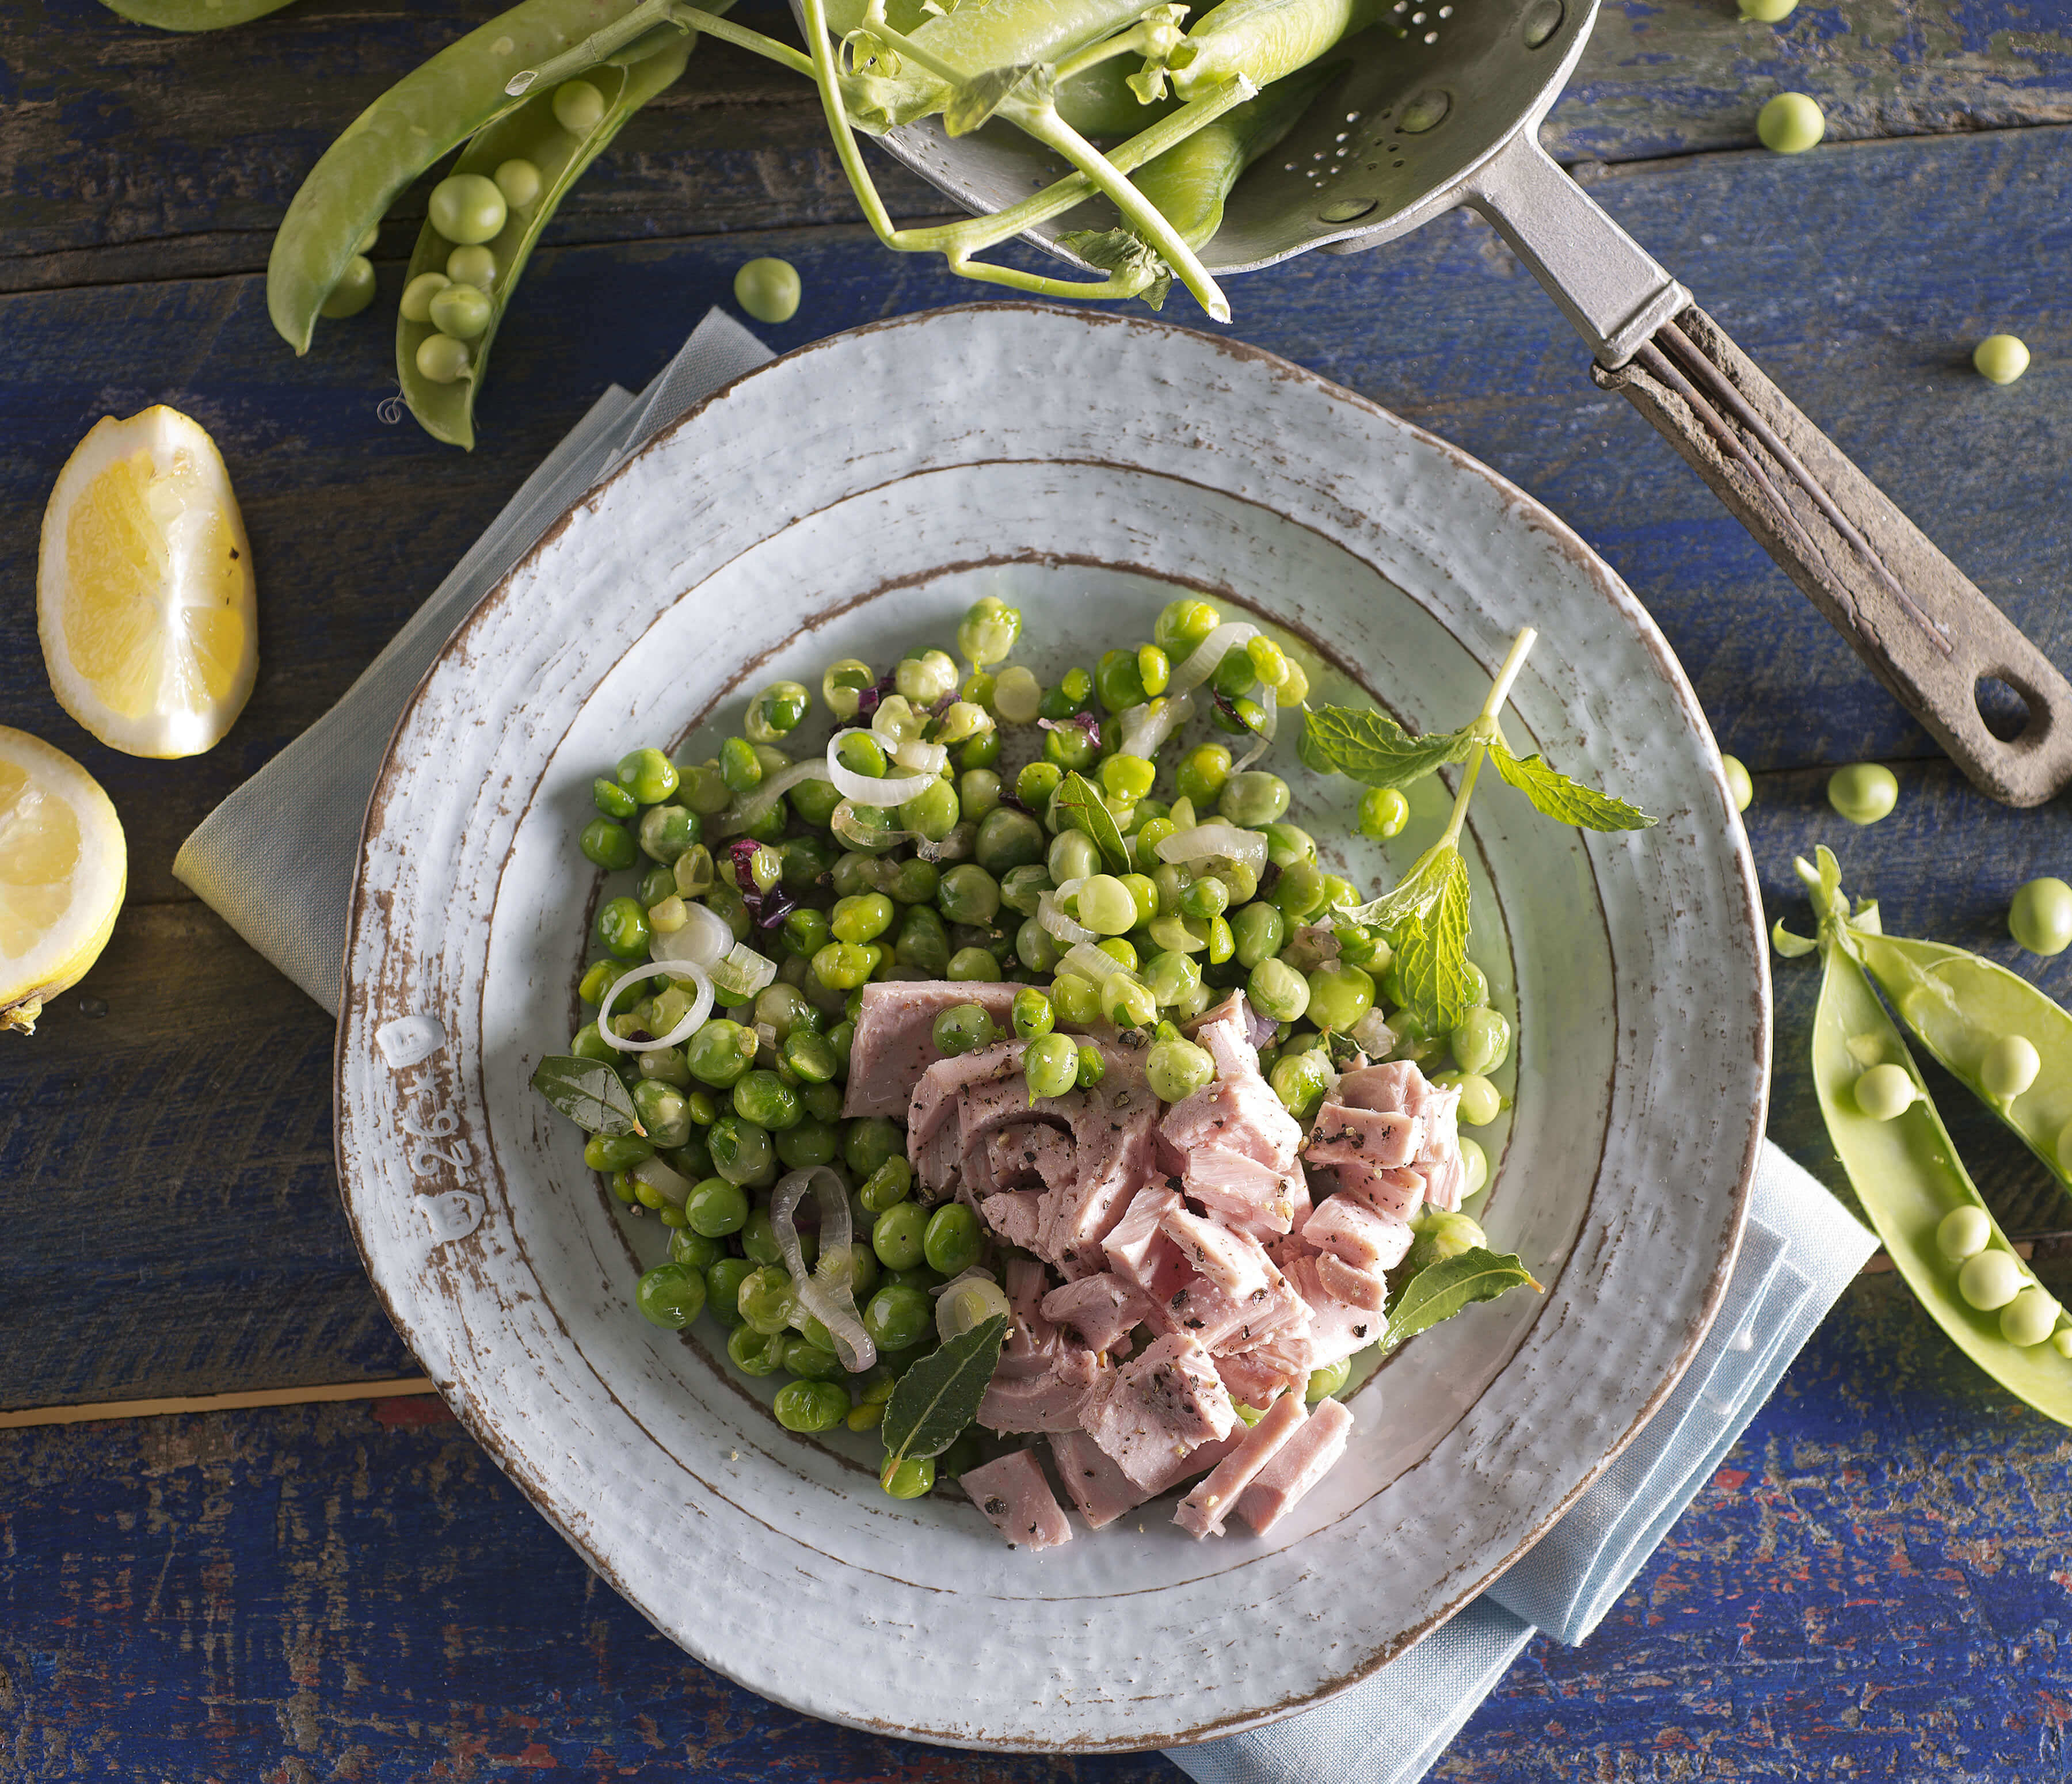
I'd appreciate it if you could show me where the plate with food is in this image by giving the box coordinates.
[334,300,1766,1750]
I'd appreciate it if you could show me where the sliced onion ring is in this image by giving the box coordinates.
[1058,940,1140,988]
[1155,821,1269,875]
[826,729,936,806]
[1231,681,1279,773]
[709,941,777,1001]
[893,738,949,775]
[652,898,733,969]
[719,757,833,836]
[632,1155,693,1207]
[1117,690,1195,758]
[936,1274,1013,1345]
[770,1167,875,1373]
[1038,876,1095,945]
[595,958,715,1054]
[1172,620,1260,698]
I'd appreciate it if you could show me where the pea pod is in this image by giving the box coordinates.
[1131,62,1337,247]
[98,0,296,27]
[1054,57,1180,138]
[1168,0,1385,102]
[398,40,691,447]
[1796,847,2072,1424]
[268,0,661,353]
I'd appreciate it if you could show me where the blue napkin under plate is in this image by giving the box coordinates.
[174,310,1878,1782]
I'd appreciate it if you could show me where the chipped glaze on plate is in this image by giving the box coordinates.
[335,303,1768,1752]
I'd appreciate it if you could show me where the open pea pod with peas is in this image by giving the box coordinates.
[1781,846,2072,1424]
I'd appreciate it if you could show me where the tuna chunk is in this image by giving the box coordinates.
[1237,1396,1354,1535]
[1163,1071,1304,1173]
[980,1345,1108,1433]
[1038,1073,1162,1276]
[987,1123,1078,1194]
[1041,1273,1149,1356]
[1187,992,1262,1080]
[1215,1344,1309,1410]
[1176,1389,1308,1538]
[1182,1146,1300,1236]
[1317,1061,1465,1213]
[1046,1426,1241,1528]
[1285,1253,1386,1369]
[909,1039,1027,1153]
[1336,1164,1426,1224]
[1315,1250,1390,1312]
[1083,1332,1240,1488]
[1165,1257,1309,1354]
[1102,1185,1193,1302]
[1302,1195,1414,1272]
[1160,1203,1271,1299]
[842,982,1022,1119]
[960,1450,1074,1551]
[1304,1105,1424,1172]
[979,1190,1044,1249]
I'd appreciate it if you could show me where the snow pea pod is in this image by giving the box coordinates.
[1168,0,1385,101]
[99,0,296,27]
[268,0,654,354]
[1800,849,2072,1424]
[1130,61,1334,246]
[1055,57,1180,138]
[1853,928,2072,1198]
[398,37,692,448]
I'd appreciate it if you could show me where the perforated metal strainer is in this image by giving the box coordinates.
[868,0,2072,806]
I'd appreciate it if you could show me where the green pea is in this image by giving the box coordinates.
[1248,956,1311,1024]
[1011,987,1056,1039]
[879,1455,936,1499]
[1176,877,1226,924]
[1974,333,2031,386]
[932,1002,998,1057]
[1096,937,1139,973]
[1827,762,1898,826]
[1014,918,1060,974]
[781,1028,839,1087]
[1039,666,1095,719]
[2010,878,2072,956]
[2002,1286,2061,1348]
[634,805,698,864]
[1102,753,1157,803]
[613,747,678,806]
[829,892,894,946]
[738,1207,784,1267]
[1982,1034,2041,1102]
[1205,914,1234,965]
[1306,1358,1353,1403]
[1739,0,1796,17]
[844,1117,902,1178]
[976,807,1048,875]
[1075,1042,1107,1088]
[707,1114,775,1186]
[706,1257,756,1328]
[734,1069,802,1130]
[1014,762,1064,819]
[1023,1031,1080,1100]
[900,779,961,843]
[1757,90,1825,154]
[595,895,651,960]
[783,1336,848,1383]
[955,594,1021,667]
[569,1022,616,1063]
[1145,950,1202,1009]
[1450,1007,1512,1077]
[801,1082,842,1123]
[1404,1209,1488,1274]
[1147,1037,1215,1103]
[948,946,999,981]
[1460,1136,1489,1199]
[400,270,451,323]
[1936,1205,1991,1262]
[414,333,471,384]
[923,1203,982,1275]
[426,280,492,340]
[992,866,1046,918]
[551,77,607,133]
[886,904,947,978]
[1958,1249,2024,1311]
[1050,973,1100,1027]
[1307,965,1375,1032]
[768,1377,847,1433]
[1269,861,1327,923]
[950,769,1001,825]
[1043,724,1099,771]
[428,171,507,244]
[684,1019,755,1088]
[1155,597,1221,658]
[1853,1062,1915,1122]
[1219,771,1290,828]
[859,1155,913,1213]
[864,1284,934,1351]
[717,737,761,796]
[1103,973,1157,1030]
[1720,754,1754,813]
[669,1228,723,1272]
[576,959,626,1008]
[636,864,676,908]
[937,864,1001,927]
[736,1264,797,1335]
[812,941,881,992]
[635,1262,707,1329]
[1438,1070,1503,1126]
[1358,786,1410,841]
[727,1324,786,1374]
[585,1133,653,1172]
[444,242,496,289]
[1270,1050,1332,1120]
[631,1081,692,1149]
[492,155,542,207]
[578,818,635,872]
[319,253,377,319]
[1077,874,1137,936]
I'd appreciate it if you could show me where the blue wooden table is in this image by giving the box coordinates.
[6,0,2072,1774]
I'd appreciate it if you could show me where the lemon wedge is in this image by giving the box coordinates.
[0,727,127,1035]
[37,405,257,758]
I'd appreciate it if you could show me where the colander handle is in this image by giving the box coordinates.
[1590,306,2072,807]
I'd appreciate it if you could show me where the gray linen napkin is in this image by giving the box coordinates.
[173,309,1879,1778]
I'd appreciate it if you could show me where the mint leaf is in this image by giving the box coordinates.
[1301,705,1476,788]
[1341,841,1454,936]
[531,1054,645,1137]
[1491,746,1655,832]
[1050,769,1133,874]
[882,1313,1010,1464]
[1384,1247,1541,1351]
[1391,851,1473,1030]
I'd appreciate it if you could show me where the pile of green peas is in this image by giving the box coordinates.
[556,593,1516,1485]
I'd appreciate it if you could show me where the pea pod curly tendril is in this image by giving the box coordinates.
[1781,845,2072,1425]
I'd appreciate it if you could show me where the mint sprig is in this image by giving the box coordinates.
[1300,706,1476,788]
[1490,748,1655,833]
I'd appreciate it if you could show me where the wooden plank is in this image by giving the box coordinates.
[0,1377,434,1429]
[9,0,2072,288]
[1,1267,2065,1779]
[0,904,418,1412]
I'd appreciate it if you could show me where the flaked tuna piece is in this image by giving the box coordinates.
[980,1345,1107,1433]
[1331,1061,1465,1211]
[1285,1253,1386,1369]
[1003,1257,1056,1345]
[1215,1344,1308,1410]
[1041,1273,1149,1356]
[915,1122,968,1205]
[1336,1164,1426,1225]
[1305,1104,1424,1173]
[1102,1184,1191,1300]
[1163,1070,1304,1173]
[909,1039,1027,1153]
[1083,1332,1240,1489]
[1315,1251,1390,1312]
[1237,1397,1354,1535]
[1176,1389,1308,1538]
[960,1449,1075,1550]
[1047,1425,1242,1528]
[1160,1203,1271,1299]
[1038,1074,1161,1278]
[1186,992,1262,1080]
[979,1190,1044,1249]
[987,1123,1078,1195]
[1302,1195,1414,1273]
[843,982,1023,1119]
[1168,1256,1309,1353]
[1182,1145,1300,1237]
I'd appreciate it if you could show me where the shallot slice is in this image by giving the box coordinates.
[1155,821,1269,876]
[826,729,937,806]
[770,1168,875,1373]
[595,958,715,1054]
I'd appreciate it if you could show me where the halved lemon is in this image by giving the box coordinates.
[0,727,127,1035]
[37,405,257,758]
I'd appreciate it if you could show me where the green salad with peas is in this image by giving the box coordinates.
[531,594,1656,1500]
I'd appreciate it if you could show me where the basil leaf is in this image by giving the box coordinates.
[1391,851,1474,1031]
[1341,841,1454,936]
[1050,770,1133,875]
[1384,1247,1541,1351]
[1301,705,1476,788]
[1491,746,1656,833]
[882,1313,1010,1465]
[530,1054,645,1137]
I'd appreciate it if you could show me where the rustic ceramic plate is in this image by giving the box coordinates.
[336,302,1767,1752]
